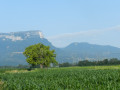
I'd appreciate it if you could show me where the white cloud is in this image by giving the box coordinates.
[47,25,120,48]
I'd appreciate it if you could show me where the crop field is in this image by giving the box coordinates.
[0,65,120,90]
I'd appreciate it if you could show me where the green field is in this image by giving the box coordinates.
[0,65,120,90]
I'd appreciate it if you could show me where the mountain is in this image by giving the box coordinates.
[0,31,120,66]
[0,30,57,66]
[57,42,120,63]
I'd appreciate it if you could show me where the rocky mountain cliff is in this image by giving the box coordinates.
[0,31,56,66]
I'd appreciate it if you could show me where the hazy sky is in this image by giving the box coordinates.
[0,0,120,48]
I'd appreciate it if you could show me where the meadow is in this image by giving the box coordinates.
[0,65,120,90]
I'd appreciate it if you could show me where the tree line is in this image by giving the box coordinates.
[1,58,120,68]
[59,58,120,67]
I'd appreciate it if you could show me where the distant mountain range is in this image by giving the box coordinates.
[0,31,120,66]
[59,42,120,63]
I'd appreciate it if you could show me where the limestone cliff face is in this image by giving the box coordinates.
[0,30,44,41]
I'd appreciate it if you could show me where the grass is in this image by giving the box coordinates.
[0,65,120,90]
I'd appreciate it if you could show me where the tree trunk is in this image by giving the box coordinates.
[40,64,43,68]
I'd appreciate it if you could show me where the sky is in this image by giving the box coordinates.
[0,0,120,48]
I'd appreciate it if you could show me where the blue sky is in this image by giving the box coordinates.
[0,0,120,48]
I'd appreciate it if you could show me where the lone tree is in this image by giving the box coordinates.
[23,43,58,68]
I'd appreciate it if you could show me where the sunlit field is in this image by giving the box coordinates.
[0,65,120,90]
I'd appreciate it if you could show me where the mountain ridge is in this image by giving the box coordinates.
[0,31,120,66]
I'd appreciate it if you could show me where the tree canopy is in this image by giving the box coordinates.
[23,43,58,68]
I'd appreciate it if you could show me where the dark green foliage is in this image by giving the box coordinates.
[59,62,72,67]
[23,43,58,68]
[59,58,120,67]
[78,58,120,66]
